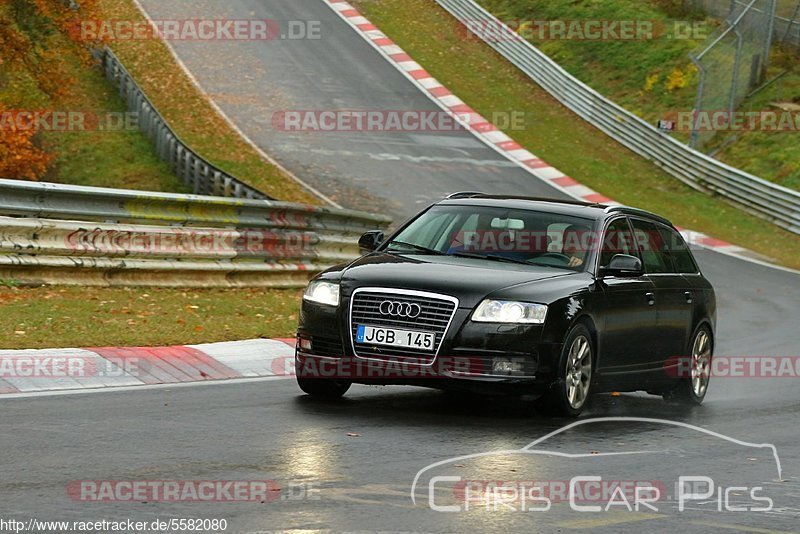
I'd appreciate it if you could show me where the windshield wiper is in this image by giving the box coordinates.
[384,241,447,255]
[450,251,531,265]
[385,243,531,265]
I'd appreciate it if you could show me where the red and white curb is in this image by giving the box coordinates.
[325,0,797,273]
[0,339,297,398]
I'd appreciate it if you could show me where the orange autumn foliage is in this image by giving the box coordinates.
[0,105,55,180]
[0,0,104,179]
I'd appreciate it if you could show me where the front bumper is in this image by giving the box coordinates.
[297,299,562,391]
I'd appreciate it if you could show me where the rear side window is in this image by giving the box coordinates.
[630,219,673,274]
[657,225,699,274]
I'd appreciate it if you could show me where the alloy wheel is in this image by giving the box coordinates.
[691,330,712,398]
[565,335,592,410]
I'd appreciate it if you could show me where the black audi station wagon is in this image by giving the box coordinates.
[295,194,716,416]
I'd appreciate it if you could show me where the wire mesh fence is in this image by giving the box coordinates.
[775,0,800,46]
[686,0,800,47]
[685,0,780,147]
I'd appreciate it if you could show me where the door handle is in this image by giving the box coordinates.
[645,292,656,306]
[685,291,693,304]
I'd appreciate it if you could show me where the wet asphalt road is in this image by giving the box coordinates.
[1,0,799,532]
[133,0,558,219]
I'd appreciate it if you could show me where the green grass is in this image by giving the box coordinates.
[474,0,800,190]
[777,0,800,18]
[1,1,320,203]
[0,286,301,349]
[350,0,800,269]
[477,0,708,125]
[705,48,800,191]
[0,3,185,192]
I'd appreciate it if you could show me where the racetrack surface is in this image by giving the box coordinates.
[2,0,799,532]
[134,0,559,219]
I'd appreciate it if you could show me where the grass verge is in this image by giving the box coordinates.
[705,51,800,191]
[475,0,800,191]
[476,0,800,193]
[98,0,319,204]
[0,2,184,192]
[350,0,800,269]
[477,0,706,126]
[0,286,301,349]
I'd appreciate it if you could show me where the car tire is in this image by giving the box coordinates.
[663,325,712,406]
[296,376,351,399]
[536,323,594,417]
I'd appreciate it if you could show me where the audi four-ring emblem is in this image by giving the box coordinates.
[379,300,422,318]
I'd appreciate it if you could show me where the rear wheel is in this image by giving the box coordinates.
[537,323,593,417]
[663,325,712,406]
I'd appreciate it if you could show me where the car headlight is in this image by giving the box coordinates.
[303,280,340,307]
[472,299,547,324]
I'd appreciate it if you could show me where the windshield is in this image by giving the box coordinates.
[383,204,596,271]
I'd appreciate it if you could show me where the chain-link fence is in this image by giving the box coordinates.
[775,0,800,47]
[685,0,779,147]
[686,0,800,47]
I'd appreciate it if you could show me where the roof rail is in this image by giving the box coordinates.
[468,194,604,207]
[604,205,673,226]
[445,191,485,199]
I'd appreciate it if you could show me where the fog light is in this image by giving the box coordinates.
[493,358,524,375]
[299,337,312,351]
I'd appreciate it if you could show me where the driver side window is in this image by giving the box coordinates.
[600,218,636,267]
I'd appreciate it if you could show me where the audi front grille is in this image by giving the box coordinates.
[349,288,459,364]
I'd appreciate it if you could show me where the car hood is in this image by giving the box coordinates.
[340,252,579,307]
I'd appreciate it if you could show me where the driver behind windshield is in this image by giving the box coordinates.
[561,224,592,268]
[448,214,549,261]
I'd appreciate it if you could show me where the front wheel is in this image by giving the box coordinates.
[663,325,712,406]
[296,376,351,399]
[537,323,594,417]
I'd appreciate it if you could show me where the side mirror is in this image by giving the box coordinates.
[600,254,643,277]
[358,231,385,254]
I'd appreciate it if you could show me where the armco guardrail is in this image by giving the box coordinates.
[436,0,800,235]
[0,180,391,287]
[101,48,270,200]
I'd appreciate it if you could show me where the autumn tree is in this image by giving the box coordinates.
[0,105,56,179]
[0,0,104,179]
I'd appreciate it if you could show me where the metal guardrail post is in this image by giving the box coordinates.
[689,54,705,149]
[763,0,777,66]
[730,26,744,114]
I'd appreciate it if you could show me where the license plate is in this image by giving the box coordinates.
[356,325,435,351]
